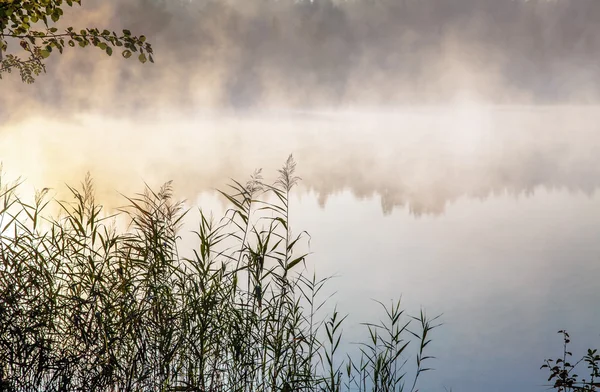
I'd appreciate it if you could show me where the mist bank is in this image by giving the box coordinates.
[2,106,599,216]
[3,0,600,120]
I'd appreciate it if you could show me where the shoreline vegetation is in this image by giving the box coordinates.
[0,157,439,391]
[1,156,598,392]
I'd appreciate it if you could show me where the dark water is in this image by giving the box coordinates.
[2,105,600,391]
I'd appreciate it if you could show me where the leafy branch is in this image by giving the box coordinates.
[0,0,152,83]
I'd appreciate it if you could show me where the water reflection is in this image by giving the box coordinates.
[1,106,599,216]
[294,186,600,392]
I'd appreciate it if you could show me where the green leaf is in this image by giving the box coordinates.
[106,46,112,56]
[40,50,50,58]
[286,256,304,271]
[138,53,147,63]
[122,50,132,59]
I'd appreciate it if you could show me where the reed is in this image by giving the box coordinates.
[0,158,438,392]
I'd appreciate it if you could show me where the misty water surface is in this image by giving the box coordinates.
[1,106,600,392]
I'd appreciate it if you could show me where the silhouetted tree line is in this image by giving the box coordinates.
[4,0,600,115]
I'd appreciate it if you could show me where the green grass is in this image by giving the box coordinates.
[0,157,439,392]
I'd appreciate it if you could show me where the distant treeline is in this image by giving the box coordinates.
[5,0,600,116]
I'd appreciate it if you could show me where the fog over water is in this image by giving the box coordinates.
[2,1,600,392]
[4,0,600,120]
[2,106,600,215]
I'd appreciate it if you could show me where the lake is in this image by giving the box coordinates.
[1,105,599,391]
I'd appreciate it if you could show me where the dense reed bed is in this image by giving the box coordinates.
[0,157,439,392]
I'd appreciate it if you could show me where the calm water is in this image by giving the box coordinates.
[1,106,600,391]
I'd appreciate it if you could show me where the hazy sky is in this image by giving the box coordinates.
[3,0,600,121]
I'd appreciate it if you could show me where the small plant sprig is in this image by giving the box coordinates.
[541,330,600,392]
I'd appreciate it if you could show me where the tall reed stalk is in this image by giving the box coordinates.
[0,158,439,392]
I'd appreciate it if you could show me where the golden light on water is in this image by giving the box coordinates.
[2,105,600,217]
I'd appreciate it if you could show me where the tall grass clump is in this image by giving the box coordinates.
[0,157,439,392]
